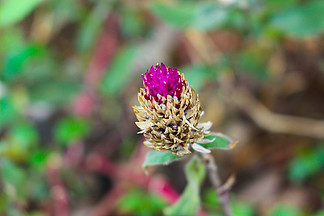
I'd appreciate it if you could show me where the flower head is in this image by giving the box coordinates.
[133,63,211,156]
[142,63,184,103]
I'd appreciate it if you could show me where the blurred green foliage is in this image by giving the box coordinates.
[118,188,167,216]
[269,1,324,37]
[181,64,220,91]
[150,2,244,31]
[101,46,138,96]
[54,117,91,145]
[0,0,43,28]
[288,145,324,184]
[270,204,303,216]
[202,189,255,216]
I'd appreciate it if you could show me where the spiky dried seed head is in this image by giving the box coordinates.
[133,63,210,156]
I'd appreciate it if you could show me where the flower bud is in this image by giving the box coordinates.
[133,63,211,156]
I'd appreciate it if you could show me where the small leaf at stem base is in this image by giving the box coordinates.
[142,151,185,170]
[200,133,237,150]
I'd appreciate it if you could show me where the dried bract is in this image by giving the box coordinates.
[133,63,211,155]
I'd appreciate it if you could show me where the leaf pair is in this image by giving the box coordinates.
[143,133,237,169]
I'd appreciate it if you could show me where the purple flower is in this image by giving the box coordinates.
[133,63,211,156]
[142,63,184,103]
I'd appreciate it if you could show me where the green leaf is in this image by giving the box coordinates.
[150,2,196,29]
[150,2,233,31]
[0,159,27,201]
[0,122,39,162]
[202,189,222,210]
[142,151,185,169]
[29,150,48,170]
[181,59,230,91]
[0,0,43,28]
[48,0,84,29]
[181,65,216,91]
[121,7,146,38]
[192,3,229,31]
[25,171,50,202]
[77,1,110,53]
[54,117,91,145]
[101,46,138,96]
[1,44,45,82]
[270,1,324,38]
[202,133,237,150]
[164,156,205,216]
[264,0,299,11]
[316,210,324,216]
[9,123,38,148]
[0,28,25,52]
[288,145,324,183]
[25,212,45,216]
[7,208,22,216]
[202,189,255,216]
[0,97,18,130]
[0,192,10,212]
[30,81,82,106]
[118,188,167,216]
[232,200,255,216]
[237,47,269,81]
[270,204,302,216]
[119,137,137,161]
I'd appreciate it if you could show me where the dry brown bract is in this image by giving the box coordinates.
[133,74,211,156]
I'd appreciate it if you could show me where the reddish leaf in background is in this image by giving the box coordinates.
[47,166,69,216]
[73,14,120,116]
[73,92,96,116]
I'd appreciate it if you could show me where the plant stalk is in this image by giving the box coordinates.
[202,153,233,216]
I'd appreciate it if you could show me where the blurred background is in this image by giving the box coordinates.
[1,0,324,215]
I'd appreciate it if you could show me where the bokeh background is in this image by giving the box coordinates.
[1,0,324,215]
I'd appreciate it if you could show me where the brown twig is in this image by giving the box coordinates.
[232,89,324,139]
[202,153,233,216]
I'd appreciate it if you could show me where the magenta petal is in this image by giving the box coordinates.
[142,63,184,103]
